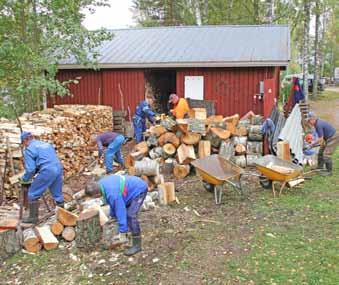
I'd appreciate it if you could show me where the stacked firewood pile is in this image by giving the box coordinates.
[125,108,264,183]
[0,105,113,198]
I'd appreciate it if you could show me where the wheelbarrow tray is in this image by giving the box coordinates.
[254,155,302,182]
[191,154,243,185]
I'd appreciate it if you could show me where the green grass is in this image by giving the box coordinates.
[310,90,339,101]
[226,151,339,285]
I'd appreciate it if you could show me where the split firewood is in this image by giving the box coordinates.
[248,125,263,141]
[23,228,41,253]
[56,207,78,226]
[34,225,59,250]
[146,135,158,148]
[189,108,207,120]
[141,175,156,192]
[181,132,201,145]
[173,164,190,179]
[162,143,176,158]
[158,132,180,148]
[177,144,196,164]
[162,158,176,175]
[207,128,231,147]
[62,226,76,242]
[198,140,211,158]
[235,144,246,155]
[148,125,166,137]
[187,119,206,134]
[205,115,224,125]
[233,126,248,136]
[223,114,239,126]
[76,209,101,250]
[124,154,135,168]
[160,117,177,131]
[158,182,176,205]
[150,174,165,185]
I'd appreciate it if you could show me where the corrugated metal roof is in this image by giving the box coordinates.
[59,25,290,69]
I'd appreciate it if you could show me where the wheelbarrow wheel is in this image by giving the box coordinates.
[259,176,272,189]
[202,181,215,193]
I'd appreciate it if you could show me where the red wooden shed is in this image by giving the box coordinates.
[51,25,290,118]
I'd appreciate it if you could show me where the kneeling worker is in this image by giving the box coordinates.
[85,175,148,256]
[168,93,190,119]
[306,112,338,175]
[91,131,125,174]
[20,132,64,224]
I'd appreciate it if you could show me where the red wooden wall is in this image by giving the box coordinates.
[49,69,145,115]
[51,66,280,118]
[176,67,279,117]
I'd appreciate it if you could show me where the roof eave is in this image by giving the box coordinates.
[58,61,290,70]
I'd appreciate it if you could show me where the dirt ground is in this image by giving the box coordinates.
[1,89,338,285]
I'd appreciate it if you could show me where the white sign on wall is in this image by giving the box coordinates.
[184,76,204,100]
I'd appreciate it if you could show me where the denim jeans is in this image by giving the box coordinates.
[104,135,124,172]
[126,191,147,235]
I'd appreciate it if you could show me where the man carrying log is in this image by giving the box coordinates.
[133,96,156,143]
[168,93,190,119]
[20,132,64,224]
[306,112,338,176]
[85,175,148,256]
[91,131,125,174]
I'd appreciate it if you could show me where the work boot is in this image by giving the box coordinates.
[124,234,142,256]
[317,157,325,170]
[56,201,64,208]
[22,200,39,224]
[321,160,333,176]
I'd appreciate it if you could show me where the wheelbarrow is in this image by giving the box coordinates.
[191,155,245,204]
[254,155,303,197]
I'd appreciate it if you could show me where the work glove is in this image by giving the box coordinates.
[112,232,129,244]
[19,178,32,186]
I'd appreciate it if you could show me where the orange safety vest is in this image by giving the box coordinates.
[171,98,190,119]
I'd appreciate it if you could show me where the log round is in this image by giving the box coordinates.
[62,226,76,241]
[173,164,190,179]
[23,228,41,253]
[134,159,160,176]
[181,132,201,145]
[158,132,180,148]
[162,143,176,157]
[235,144,246,155]
[51,221,64,236]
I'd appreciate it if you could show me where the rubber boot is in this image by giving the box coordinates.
[22,200,39,224]
[321,160,333,176]
[124,235,141,256]
[317,157,324,170]
[56,201,64,208]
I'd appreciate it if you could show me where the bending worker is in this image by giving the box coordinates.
[133,96,156,143]
[92,131,125,174]
[168,93,190,119]
[85,175,148,256]
[20,131,64,224]
[306,112,338,175]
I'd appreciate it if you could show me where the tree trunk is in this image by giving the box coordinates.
[0,229,21,260]
[76,209,102,250]
[302,0,311,101]
[134,158,159,176]
[158,132,180,148]
[313,0,320,97]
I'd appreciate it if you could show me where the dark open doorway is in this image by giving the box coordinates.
[145,70,176,113]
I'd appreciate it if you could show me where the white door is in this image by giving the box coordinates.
[184,76,204,100]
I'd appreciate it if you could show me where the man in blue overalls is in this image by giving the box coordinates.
[85,175,148,256]
[20,132,64,224]
[133,97,156,143]
[91,131,125,174]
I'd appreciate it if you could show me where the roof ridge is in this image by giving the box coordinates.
[92,24,289,33]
